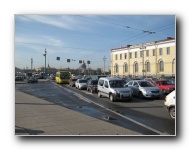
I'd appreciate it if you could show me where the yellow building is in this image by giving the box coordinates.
[110,37,175,78]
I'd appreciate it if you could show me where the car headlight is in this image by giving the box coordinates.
[141,89,151,94]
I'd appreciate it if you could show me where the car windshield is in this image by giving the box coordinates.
[138,81,154,87]
[109,80,125,88]
[161,81,173,85]
[60,74,70,79]
[79,80,87,83]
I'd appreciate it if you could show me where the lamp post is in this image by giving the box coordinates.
[155,41,158,76]
[140,46,146,78]
[43,49,47,74]
[103,56,106,75]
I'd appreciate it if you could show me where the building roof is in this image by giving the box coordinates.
[110,37,175,52]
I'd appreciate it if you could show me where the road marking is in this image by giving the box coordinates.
[74,93,91,103]
[84,91,93,95]
[52,81,165,135]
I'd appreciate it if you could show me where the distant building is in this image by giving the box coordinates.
[110,37,176,77]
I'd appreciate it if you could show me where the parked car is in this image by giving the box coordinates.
[34,74,40,79]
[122,78,133,84]
[69,78,77,87]
[126,80,162,99]
[15,76,24,81]
[28,77,38,83]
[155,80,175,94]
[97,77,133,102]
[144,78,156,85]
[75,79,87,90]
[87,79,98,93]
[164,90,175,119]
[50,74,55,80]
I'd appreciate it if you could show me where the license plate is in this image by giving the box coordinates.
[122,94,129,98]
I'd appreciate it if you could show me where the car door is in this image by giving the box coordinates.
[98,79,104,94]
[103,80,110,98]
[133,81,140,96]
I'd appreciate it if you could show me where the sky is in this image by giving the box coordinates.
[15,15,175,71]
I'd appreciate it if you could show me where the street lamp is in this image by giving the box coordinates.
[103,56,106,75]
[43,49,47,74]
[140,46,146,78]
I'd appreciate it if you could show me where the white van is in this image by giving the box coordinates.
[164,90,175,119]
[97,77,133,102]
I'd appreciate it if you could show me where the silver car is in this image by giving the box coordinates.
[75,79,87,90]
[126,80,162,99]
[98,77,133,102]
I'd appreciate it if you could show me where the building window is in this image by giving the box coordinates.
[167,47,170,55]
[140,51,143,57]
[153,49,155,56]
[146,50,149,57]
[146,61,150,72]
[124,63,128,72]
[124,53,127,59]
[134,62,138,72]
[120,54,122,60]
[135,52,137,58]
[115,54,118,60]
[159,48,163,55]
[130,52,132,58]
[115,63,119,73]
[159,60,164,72]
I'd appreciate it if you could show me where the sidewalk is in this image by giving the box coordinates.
[15,90,140,136]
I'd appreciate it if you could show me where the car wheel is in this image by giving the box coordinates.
[98,92,102,98]
[169,107,175,119]
[109,94,115,102]
[139,92,144,99]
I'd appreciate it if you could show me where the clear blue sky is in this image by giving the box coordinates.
[15,15,175,70]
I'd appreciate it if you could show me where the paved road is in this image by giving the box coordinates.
[15,79,175,135]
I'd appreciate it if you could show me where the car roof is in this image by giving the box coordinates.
[99,77,123,81]
[129,80,148,82]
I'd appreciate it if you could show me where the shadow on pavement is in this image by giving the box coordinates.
[15,126,44,135]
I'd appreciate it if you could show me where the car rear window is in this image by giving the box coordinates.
[92,80,98,84]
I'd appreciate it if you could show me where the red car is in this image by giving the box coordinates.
[155,80,175,94]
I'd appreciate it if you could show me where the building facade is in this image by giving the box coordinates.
[110,37,176,78]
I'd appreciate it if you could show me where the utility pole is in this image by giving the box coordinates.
[103,56,106,75]
[31,58,33,70]
[43,49,47,74]
[140,46,146,78]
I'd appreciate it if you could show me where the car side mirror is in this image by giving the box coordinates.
[105,85,108,88]
[125,84,128,87]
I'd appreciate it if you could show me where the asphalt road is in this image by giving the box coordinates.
[15,79,175,135]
